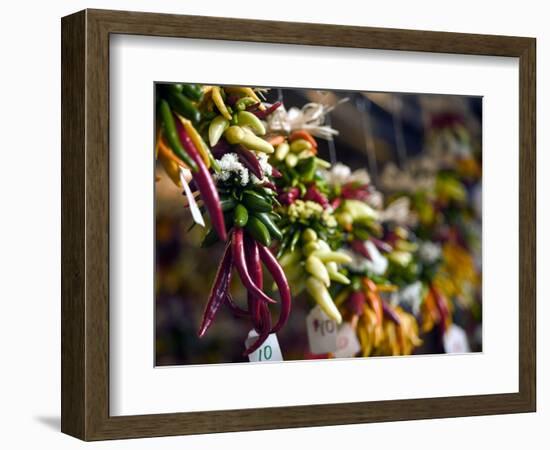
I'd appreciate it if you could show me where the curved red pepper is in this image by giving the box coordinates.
[176,117,227,241]
[382,301,401,325]
[224,292,250,318]
[253,101,282,119]
[235,144,263,180]
[244,235,264,332]
[351,240,371,260]
[430,284,449,333]
[347,290,366,316]
[258,244,292,334]
[231,228,277,305]
[198,243,232,337]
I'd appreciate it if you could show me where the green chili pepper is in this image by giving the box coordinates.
[220,197,237,212]
[166,85,201,124]
[289,229,301,252]
[236,111,266,135]
[275,142,290,161]
[245,216,272,247]
[157,99,197,171]
[180,84,203,101]
[298,157,316,182]
[235,96,257,111]
[242,191,272,212]
[285,153,298,168]
[290,139,312,153]
[208,115,230,146]
[200,228,219,248]
[234,204,249,228]
[254,212,283,241]
[302,228,318,242]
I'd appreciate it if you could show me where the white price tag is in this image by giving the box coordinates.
[333,323,361,358]
[443,324,470,354]
[245,330,283,363]
[306,305,338,355]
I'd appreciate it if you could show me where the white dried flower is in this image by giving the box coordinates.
[418,241,441,264]
[214,153,250,186]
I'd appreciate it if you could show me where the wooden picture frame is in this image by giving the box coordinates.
[61,9,536,441]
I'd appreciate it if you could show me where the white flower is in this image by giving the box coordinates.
[214,153,249,186]
[214,152,274,186]
[250,152,273,184]
[380,197,411,225]
[324,163,371,186]
[343,241,388,275]
[392,281,422,316]
[418,241,441,264]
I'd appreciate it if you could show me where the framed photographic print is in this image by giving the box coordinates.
[61,9,536,440]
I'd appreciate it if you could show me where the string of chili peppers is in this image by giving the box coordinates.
[155,84,291,355]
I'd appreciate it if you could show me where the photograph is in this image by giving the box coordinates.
[154,84,483,366]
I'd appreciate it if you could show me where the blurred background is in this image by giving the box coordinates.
[155,87,482,366]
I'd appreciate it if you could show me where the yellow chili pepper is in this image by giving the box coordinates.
[211,86,232,120]
[306,276,342,324]
[176,114,212,168]
[224,86,266,111]
[305,255,330,287]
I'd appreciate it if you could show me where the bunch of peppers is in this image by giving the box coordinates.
[155,84,476,360]
[377,111,482,347]
[155,84,291,355]
[317,167,425,356]
[267,131,354,324]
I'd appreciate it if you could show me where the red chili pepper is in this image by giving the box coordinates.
[235,144,263,180]
[289,130,318,149]
[430,285,449,333]
[271,167,282,178]
[224,292,250,318]
[253,101,282,119]
[244,234,264,332]
[330,197,342,210]
[211,139,232,158]
[347,290,366,316]
[231,228,277,305]
[261,181,277,192]
[176,118,227,241]
[198,243,233,337]
[382,301,401,325]
[243,302,272,356]
[369,237,392,253]
[258,244,292,333]
[304,185,329,208]
[245,102,261,113]
[351,240,371,260]
[278,187,300,205]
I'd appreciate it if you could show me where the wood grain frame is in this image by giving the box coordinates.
[61,9,536,441]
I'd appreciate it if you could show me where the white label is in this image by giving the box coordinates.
[443,324,471,354]
[245,330,283,363]
[306,306,338,355]
[333,323,361,358]
[179,168,205,227]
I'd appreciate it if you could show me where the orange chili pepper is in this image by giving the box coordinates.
[363,278,383,325]
[289,130,318,148]
[157,137,188,169]
[266,135,286,146]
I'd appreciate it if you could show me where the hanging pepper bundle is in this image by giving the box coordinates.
[155,84,291,354]
[377,110,482,348]
[265,130,354,324]
[319,164,424,356]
